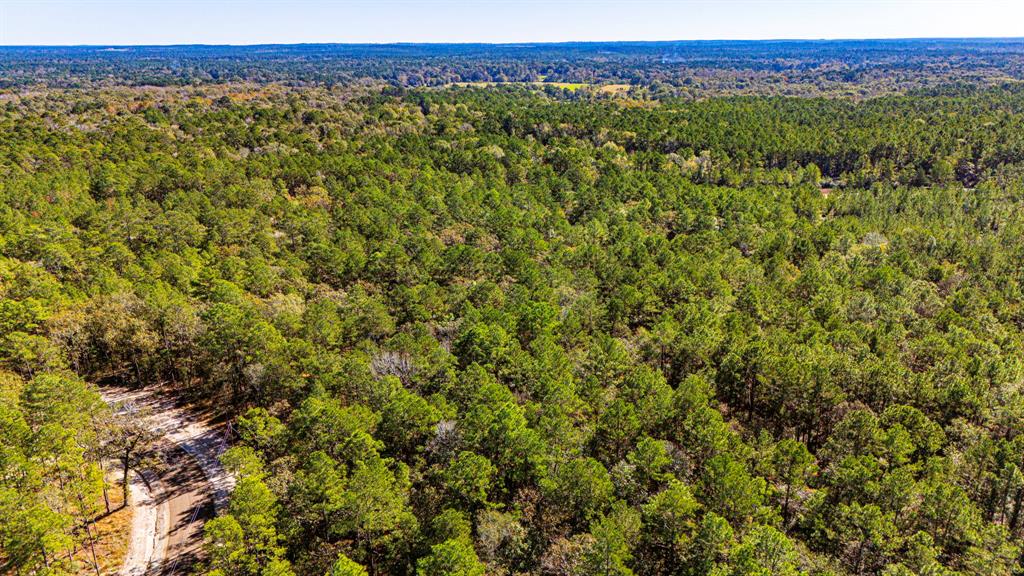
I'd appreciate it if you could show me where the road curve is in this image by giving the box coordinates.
[101,387,235,576]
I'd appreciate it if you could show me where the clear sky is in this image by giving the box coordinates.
[1,0,1022,45]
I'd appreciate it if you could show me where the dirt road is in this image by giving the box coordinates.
[101,387,235,576]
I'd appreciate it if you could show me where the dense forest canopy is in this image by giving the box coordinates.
[4,42,1024,576]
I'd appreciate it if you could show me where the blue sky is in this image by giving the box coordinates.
[1,1,1022,45]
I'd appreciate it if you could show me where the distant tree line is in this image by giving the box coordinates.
[1,39,1024,96]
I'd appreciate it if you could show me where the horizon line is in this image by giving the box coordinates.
[1,36,1023,49]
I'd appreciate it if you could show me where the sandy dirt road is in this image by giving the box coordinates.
[101,387,235,576]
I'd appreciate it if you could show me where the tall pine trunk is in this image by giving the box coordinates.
[122,448,131,509]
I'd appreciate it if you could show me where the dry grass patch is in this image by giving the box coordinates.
[71,480,133,576]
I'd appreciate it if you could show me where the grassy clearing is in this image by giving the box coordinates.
[597,83,632,94]
[446,81,633,93]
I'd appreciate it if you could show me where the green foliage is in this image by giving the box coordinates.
[5,82,1024,576]
[582,504,641,576]
[442,452,496,509]
[325,554,368,576]
[0,371,109,576]
[730,525,800,576]
[416,539,486,576]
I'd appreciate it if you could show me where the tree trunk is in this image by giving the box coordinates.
[100,461,111,515]
[852,539,866,576]
[1009,487,1023,536]
[984,481,998,522]
[747,378,756,422]
[362,531,377,576]
[122,449,131,509]
[83,519,102,576]
[132,354,144,387]
[998,477,1011,524]
[782,482,793,528]
[75,487,103,576]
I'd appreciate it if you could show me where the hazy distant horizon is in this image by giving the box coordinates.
[2,36,1023,49]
